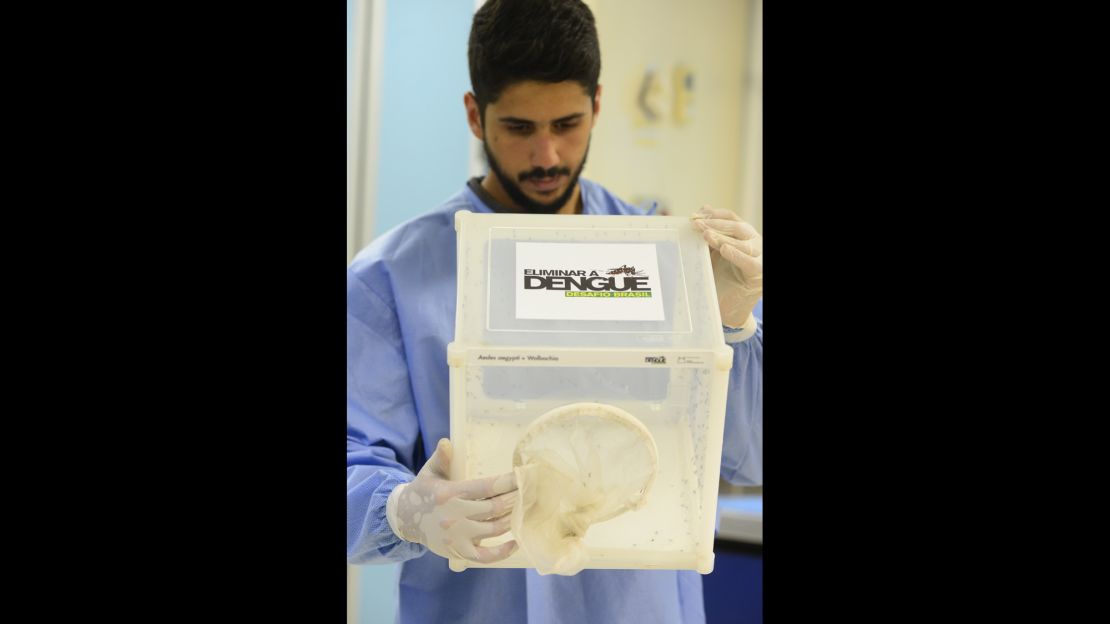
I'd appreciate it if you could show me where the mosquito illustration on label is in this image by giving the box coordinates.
[605,264,646,276]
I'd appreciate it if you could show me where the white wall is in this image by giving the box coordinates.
[584,0,760,232]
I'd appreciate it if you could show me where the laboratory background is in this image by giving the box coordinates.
[347,0,763,622]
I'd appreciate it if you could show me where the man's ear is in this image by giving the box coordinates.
[591,84,602,128]
[464,92,484,140]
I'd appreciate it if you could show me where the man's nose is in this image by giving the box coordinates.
[530,132,560,170]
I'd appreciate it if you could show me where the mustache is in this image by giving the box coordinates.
[518,166,571,182]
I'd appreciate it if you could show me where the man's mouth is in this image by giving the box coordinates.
[525,175,564,192]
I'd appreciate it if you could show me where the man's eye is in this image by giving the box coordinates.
[508,124,531,133]
[554,122,580,132]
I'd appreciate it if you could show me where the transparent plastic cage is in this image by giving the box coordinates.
[447,211,732,574]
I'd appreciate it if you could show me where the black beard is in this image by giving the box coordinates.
[482,138,590,214]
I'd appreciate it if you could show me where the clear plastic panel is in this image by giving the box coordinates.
[461,365,711,555]
[454,214,722,349]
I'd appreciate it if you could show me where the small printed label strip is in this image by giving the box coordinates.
[466,349,712,367]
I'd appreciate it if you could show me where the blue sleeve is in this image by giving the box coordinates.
[346,267,428,564]
[720,316,763,485]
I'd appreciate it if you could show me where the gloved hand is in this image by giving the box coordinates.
[691,206,763,331]
[386,438,519,563]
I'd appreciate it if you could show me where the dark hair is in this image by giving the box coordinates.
[468,0,600,122]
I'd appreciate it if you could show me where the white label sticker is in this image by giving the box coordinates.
[514,242,665,321]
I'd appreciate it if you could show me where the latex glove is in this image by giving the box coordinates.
[691,206,763,332]
[386,438,519,563]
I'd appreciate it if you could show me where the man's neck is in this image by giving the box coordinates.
[481,174,581,215]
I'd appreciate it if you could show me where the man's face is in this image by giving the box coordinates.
[468,80,600,213]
